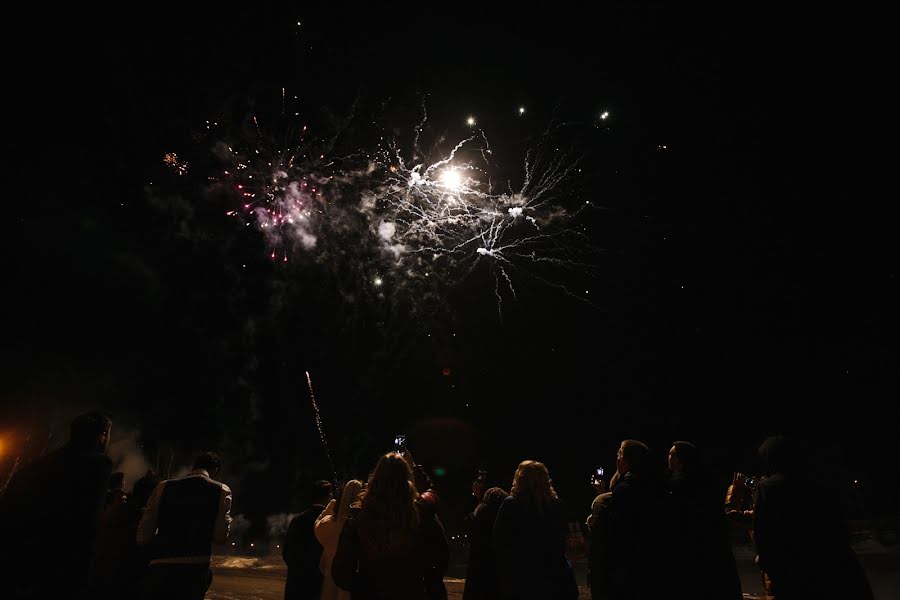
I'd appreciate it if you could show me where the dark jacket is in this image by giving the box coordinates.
[754,474,873,599]
[332,505,449,600]
[0,443,113,598]
[666,471,742,600]
[752,435,873,600]
[462,495,503,600]
[604,471,666,600]
[586,492,614,600]
[283,504,328,600]
[493,496,577,600]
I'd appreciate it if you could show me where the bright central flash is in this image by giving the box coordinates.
[439,169,464,191]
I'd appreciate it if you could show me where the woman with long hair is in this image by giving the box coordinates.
[332,452,448,600]
[493,460,577,600]
[315,479,364,600]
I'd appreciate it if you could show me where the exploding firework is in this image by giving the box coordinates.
[368,118,595,310]
[163,152,189,175]
[214,116,335,262]
[198,101,597,314]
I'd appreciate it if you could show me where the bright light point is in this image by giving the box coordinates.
[508,207,523,218]
[440,169,464,191]
[600,111,610,120]
[518,107,525,115]
[466,116,476,126]
[374,277,383,286]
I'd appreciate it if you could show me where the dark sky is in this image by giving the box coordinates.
[5,5,898,528]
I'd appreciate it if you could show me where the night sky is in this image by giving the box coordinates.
[4,5,898,533]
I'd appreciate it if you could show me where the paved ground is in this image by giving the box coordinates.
[206,554,898,599]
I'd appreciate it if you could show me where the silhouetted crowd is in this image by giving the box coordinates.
[0,412,875,600]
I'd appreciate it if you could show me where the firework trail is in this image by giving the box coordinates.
[306,370,336,480]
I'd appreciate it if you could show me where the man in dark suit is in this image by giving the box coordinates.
[0,411,114,599]
[283,480,333,600]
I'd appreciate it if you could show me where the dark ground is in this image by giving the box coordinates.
[206,552,899,599]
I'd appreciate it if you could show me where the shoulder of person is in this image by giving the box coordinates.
[204,476,230,492]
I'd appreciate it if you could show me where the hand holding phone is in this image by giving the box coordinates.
[591,467,607,493]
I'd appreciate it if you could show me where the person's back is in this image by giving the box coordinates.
[283,480,332,600]
[492,461,577,600]
[331,453,448,600]
[753,439,873,600]
[336,503,447,600]
[0,411,113,599]
[138,452,232,600]
[665,442,741,600]
[462,487,506,600]
[154,475,224,557]
[586,490,614,600]
[315,480,363,600]
[600,440,667,600]
[92,471,161,600]
[753,436,872,600]
[494,496,572,598]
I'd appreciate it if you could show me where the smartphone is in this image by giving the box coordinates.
[394,434,407,453]
[744,475,756,488]
[591,466,605,485]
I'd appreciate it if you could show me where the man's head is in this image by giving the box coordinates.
[193,452,222,477]
[483,487,509,507]
[309,480,333,506]
[668,441,698,474]
[617,439,650,476]
[69,411,112,453]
